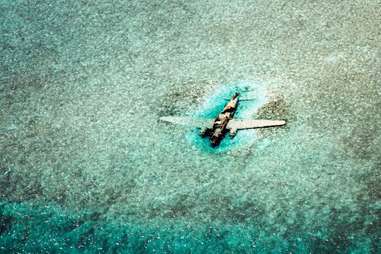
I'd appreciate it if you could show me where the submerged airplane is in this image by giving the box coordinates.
[160,92,286,147]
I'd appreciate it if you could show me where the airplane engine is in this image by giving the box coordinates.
[211,128,223,147]
[213,128,222,137]
[229,128,237,138]
[200,127,210,137]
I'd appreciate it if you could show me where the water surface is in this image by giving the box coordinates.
[1,0,380,253]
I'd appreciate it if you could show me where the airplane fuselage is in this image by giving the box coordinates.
[200,93,240,146]
[160,91,286,147]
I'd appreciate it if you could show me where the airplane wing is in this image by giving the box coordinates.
[227,119,286,130]
[159,116,214,128]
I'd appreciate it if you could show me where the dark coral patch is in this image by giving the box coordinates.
[156,80,216,117]
[0,215,14,235]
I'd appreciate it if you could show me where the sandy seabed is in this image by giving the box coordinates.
[1,0,380,253]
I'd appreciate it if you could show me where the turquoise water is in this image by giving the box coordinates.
[186,82,268,153]
[1,0,380,253]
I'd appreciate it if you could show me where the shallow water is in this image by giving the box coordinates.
[1,0,380,253]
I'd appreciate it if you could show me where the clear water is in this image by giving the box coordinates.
[1,0,380,253]
[186,81,267,153]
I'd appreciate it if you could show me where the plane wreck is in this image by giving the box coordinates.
[160,92,286,147]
